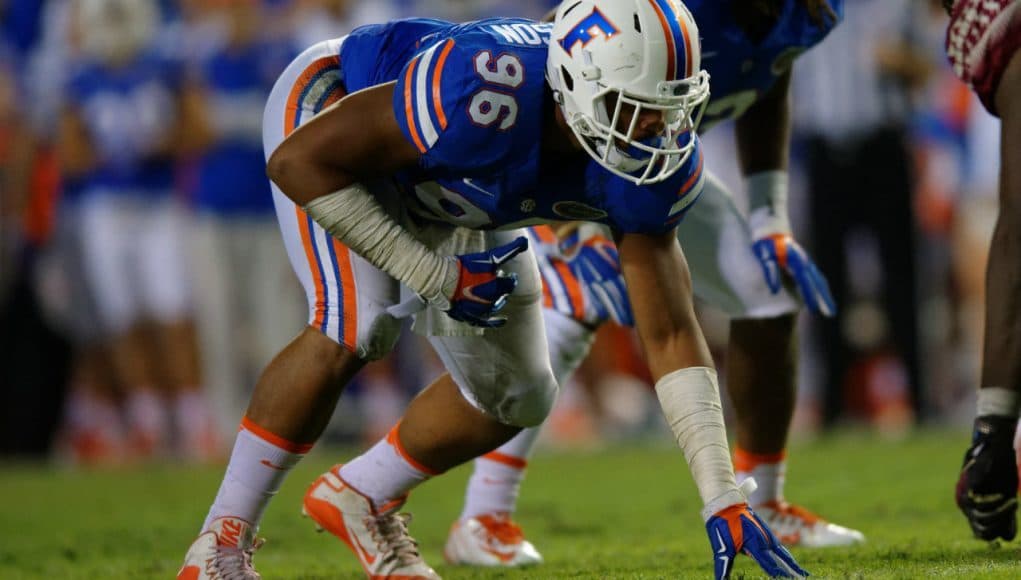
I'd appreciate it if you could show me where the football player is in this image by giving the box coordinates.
[177,2,807,579]
[444,0,865,567]
[947,0,1021,543]
[60,0,213,460]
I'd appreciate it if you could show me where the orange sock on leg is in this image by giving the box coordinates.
[734,447,786,507]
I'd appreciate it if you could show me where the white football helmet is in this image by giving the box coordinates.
[76,0,158,65]
[546,0,709,185]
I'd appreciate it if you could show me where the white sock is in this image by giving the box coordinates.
[734,447,786,506]
[339,424,435,507]
[977,387,1021,418]
[202,416,309,531]
[460,427,540,519]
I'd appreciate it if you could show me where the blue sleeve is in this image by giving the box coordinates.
[392,39,516,175]
[600,134,705,235]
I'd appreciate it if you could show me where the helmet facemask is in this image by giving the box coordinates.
[565,69,708,185]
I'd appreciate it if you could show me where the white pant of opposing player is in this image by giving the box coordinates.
[263,38,557,428]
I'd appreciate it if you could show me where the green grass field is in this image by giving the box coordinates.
[1,430,1019,579]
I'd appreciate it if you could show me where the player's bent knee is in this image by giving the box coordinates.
[504,372,558,427]
[454,365,558,428]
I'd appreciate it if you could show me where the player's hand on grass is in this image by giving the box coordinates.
[445,236,529,328]
[752,233,835,317]
[706,503,809,579]
[956,415,1019,541]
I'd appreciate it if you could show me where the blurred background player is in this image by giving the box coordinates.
[179,0,306,444]
[793,0,933,431]
[178,2,807,579]
[444,0,864,567]
[57,0,216,460]
[947,0,1021,543]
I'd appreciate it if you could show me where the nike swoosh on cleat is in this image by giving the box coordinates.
[482,545,517,563]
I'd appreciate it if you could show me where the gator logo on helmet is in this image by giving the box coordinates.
[558,8,620,55]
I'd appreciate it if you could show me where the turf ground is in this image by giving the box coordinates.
[1,430,1019,579]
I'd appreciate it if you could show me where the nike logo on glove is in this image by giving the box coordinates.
[715,528,729,570]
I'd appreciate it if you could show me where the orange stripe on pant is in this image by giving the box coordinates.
[331,237,357,349]
[284,55,340,138]
[282,53,356,348]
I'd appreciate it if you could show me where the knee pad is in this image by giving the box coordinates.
[455,364,558,428]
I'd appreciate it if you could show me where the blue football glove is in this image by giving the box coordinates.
[752,233,835,317]
[561,230,634,327]
[706,503,809,579]
[445,236,529,328]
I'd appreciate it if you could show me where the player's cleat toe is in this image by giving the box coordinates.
[303,465,440,579]
[443,513,543,567]
[754,501,865,548]
[177,516,263,579]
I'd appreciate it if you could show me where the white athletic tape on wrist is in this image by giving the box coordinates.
[654,366,746,520]
[303,185,457,309]
[976,387,1021,417]
[746,170,791,238]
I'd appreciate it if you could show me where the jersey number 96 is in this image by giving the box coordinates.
[468,51,523,130]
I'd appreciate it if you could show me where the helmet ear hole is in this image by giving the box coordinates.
[561,65,575,92]
[633,14,642,33]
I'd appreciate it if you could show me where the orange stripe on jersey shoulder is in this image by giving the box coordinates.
[403,57,428,153]
[431,40,456,131]
[284,55,340,137]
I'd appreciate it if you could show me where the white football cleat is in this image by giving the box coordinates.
[302,465,440,579]
[444,513,543,567]
[754,501,865,548]
[177,516,263,579]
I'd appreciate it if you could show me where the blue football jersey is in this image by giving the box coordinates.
[190,40,292,215]
[691,0,843,130]
[338,18,704,235]
[67,50,182,194]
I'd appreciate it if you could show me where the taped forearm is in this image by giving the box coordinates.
[303,185,457,309]
[746,170,791,237]
[655,366,745,520]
